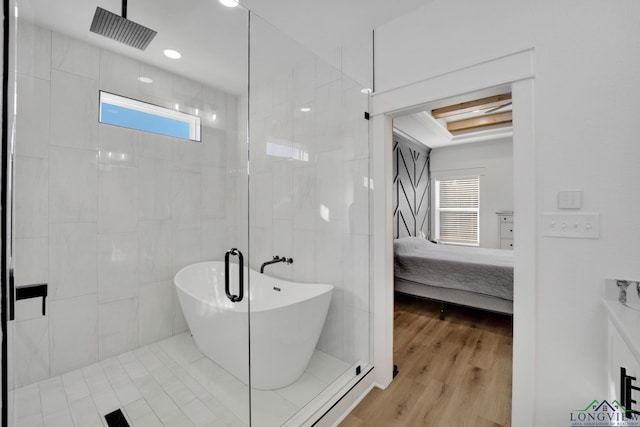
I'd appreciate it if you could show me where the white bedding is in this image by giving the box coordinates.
[394,237,514,300]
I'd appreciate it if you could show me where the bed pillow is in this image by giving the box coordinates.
[393,236,435,254]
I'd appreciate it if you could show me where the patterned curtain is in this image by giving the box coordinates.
[393,135,431,239]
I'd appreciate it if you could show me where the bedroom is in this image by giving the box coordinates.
[369,91,515,424]
[392,90,515,313]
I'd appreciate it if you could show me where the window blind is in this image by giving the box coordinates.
[436,177,479,245]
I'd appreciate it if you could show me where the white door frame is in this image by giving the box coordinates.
[370,47,537,426]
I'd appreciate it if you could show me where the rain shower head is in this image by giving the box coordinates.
[90,0,157,51]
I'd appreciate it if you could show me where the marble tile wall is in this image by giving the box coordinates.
[11,21,237,388]
[246,46,371,364]
[11,17,371,392]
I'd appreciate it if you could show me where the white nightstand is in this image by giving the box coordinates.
[497,211,513,250]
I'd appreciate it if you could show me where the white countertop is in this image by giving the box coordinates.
[603,279,640,363]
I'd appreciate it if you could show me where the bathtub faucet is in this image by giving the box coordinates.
[260,256,293,273]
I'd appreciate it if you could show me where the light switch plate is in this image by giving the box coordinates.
[558,191,582,209]
[542,212,600,238]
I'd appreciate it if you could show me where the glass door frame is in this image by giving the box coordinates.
[2,0,12,424]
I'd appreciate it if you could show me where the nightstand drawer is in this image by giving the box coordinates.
[500,215,513,223]
[500,239,514,249]
[500,223,514,237]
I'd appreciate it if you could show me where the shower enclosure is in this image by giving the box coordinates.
[1,0,372,426]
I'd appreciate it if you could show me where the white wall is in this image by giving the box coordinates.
[374,0,640,425]
[430,138,513,249]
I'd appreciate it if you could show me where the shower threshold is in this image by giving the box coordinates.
[10,332,353,427]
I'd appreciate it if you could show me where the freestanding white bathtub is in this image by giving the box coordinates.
[174,261,333,390]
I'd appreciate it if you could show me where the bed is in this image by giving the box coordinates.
[394,237,514,315]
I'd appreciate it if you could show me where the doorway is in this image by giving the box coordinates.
[370,48,536,425]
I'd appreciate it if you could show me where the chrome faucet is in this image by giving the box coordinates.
[260,256,293,274]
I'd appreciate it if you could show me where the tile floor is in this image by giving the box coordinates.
[11,332,352,427]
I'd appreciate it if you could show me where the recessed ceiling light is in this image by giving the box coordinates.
[360,88,372,94]
[212,113,217,121]
[138,76,153,84]
[163,49,181,59]
[300,107,311,112]
[219,0,239,7]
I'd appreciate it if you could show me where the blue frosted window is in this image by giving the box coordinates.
[99,91,201,141]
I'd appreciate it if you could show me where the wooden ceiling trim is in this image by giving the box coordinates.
[432,94,512,119]
[447,111,513,133]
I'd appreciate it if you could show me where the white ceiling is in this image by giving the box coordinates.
[393,86,514,149]
[240,0,433,63]
[17,0,432,94]
[18,0,250,93]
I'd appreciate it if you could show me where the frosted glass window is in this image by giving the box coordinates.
[435,177,479,246]
[99,91,201,141]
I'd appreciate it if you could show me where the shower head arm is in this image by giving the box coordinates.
[122,0,127,19]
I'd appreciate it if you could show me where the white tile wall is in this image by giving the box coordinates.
[172,288,189,335]
[172,76,202,115]
[49,222,98,300]
[98,164,138,233]
[139,64,172,104]
[49,295,99,376]
[49,147,98,223]
[138,158,172,220]
[98,298,139,359]
[50,70,98,150]
[15,20,51,81]
[138,282,173,346]
[173,139,202,173]
[14,156,48,238]
[138,220,173,284]
[342,234,370,312]
[14,238,48,288]
[138,130,173,161]
[201,127,226,168]
[98,123,138,168]
[316,290,345,359]
[292,166,317,231]
[172,171,201,227]
[99,50,140,98]
[15,73,50,158]
[248,46,371,366]
[202,87,228,131]
[13,317,50,388]
[12,24,237,390]
[201,166,226,219]
[272,166,293,220]
[343,158,370,236]
[51,32,100,80]
[251,171,273,228]
[97,232,138,303]
[173,225,202,273]
[315,222,343,284]
[200,218,227,262]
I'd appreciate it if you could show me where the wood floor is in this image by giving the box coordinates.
[341,293,513,427]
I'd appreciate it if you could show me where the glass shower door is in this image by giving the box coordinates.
[4,0,253,425]
[248,12,372,427]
